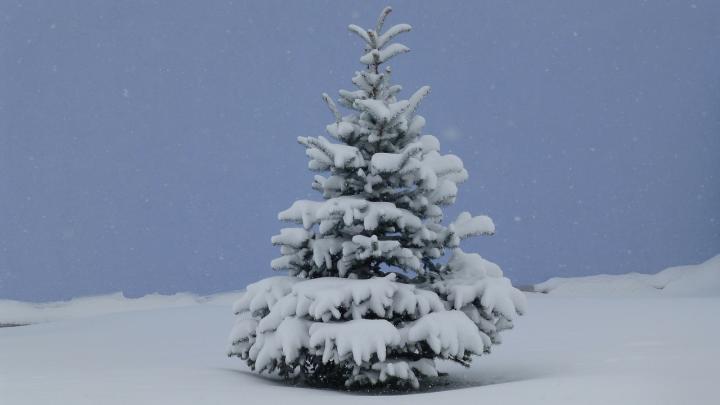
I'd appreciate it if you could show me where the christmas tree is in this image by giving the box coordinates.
[228,7,526,389]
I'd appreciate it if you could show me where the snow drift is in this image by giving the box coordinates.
[534,254,720,297]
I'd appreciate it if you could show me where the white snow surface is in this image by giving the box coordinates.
[534,254,720,297]
[0,291,243,326]
[3,258,720,404]
[2,291,718,404]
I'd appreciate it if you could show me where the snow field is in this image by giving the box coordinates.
[1,293,718,404]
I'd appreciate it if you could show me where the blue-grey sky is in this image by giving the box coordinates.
[1,0,718,301]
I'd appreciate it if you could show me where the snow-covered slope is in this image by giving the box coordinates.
[534,254,720,297]
[1,294,718,405]
[0,291,243,325]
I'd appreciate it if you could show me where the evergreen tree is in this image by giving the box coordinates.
[228,7,526,389]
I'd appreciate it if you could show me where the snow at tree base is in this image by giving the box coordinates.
[227,7,525,389]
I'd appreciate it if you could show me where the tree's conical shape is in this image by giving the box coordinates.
[228,7,526,389]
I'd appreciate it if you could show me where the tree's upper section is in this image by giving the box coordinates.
[273,8,494,280]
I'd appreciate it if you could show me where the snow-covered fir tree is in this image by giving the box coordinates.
[228,7,526,389]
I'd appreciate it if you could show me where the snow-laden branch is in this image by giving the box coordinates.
[359,43,410,65]
[278,197,423,232]
[321,93,341,124]
[377,23,412,49]
[347,24,371,45]
[450,212,496,239]
[298,136,365,171]
[375,6,393,34]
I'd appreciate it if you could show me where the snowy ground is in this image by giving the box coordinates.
[1,259,718,405]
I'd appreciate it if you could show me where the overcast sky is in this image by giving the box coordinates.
[1,0,719,301]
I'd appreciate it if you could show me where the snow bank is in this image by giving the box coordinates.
[0,290,243,326]
[534,255,720,297]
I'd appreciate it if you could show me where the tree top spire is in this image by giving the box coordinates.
[348,7,413,72]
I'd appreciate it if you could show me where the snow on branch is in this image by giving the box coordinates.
[251,275,445,331]
[431,249,527,336]
[353,98,391,122]
[370,142,423,173]
[251,317,311,372]
[404,310,491,357]
[338,88,368,108]
[325,121,355,141]
[449,212,495,241]
[353,359,436,389]
[298,136,365,171]
[381,85,430,126]
[377,23,412,49]
[348,85,428,139]
[232,276,299,315]
[347,24,372,46]
[271,228,311,249]
[340,235,423,275]
[405,85,431,117]
[310,319,400,365]
[375,6,393,33]
[321,93,341,124]
[279,197,423,233]
[360,43,410,65]
[423,151,468,183]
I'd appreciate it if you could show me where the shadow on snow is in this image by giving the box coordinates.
[218,363,551,396]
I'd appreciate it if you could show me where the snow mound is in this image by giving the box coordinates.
[0,291,243,326]
[534,255,720,297]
